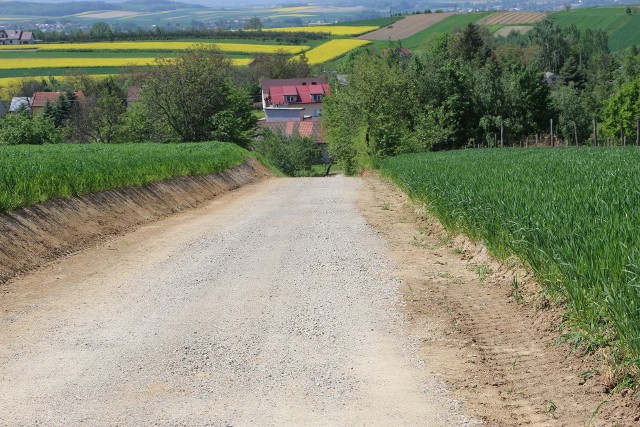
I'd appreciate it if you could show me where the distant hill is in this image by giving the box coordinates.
[0,0,205,16]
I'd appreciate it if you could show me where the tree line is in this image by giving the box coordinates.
[33,23,328,45]
[323,19,640,174]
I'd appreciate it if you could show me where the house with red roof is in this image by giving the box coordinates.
[30,91,84,115]
[261,77,330,122]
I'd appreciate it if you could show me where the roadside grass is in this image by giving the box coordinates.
[0,142,249,213]
[381,147,640,384]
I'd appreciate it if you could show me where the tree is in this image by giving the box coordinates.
[0,111,62,145]
[244,17,263,30]
[89,22,113,41]
[253,128,321,176]
[249,49,311,82]
[209,87,256,148]
[139,45,249,142]
[601,77,640,143]
[550,84,591,145]
[530,19,569,72]
[69,77,127,143]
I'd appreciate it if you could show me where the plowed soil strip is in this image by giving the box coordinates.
[357,172,640,426]
[357,13,453,40]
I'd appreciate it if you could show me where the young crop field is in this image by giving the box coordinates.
[381,148,640,375]
[0,142,249,213]
[301,39,370,65]
[551,6,640,51]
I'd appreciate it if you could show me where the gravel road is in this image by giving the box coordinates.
[0,177,472,426]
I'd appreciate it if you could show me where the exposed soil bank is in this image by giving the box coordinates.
[0,158,271,285]
[357,171,640,426]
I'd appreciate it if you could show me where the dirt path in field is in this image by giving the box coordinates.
[358,172,640,426]
[356,13,453,41]
[0,176,476,426]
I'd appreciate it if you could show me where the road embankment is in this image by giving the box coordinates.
[0,157,271,284]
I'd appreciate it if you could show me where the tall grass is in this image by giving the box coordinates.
[381,148,640,377]
[0,142,248,213]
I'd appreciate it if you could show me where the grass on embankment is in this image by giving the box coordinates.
[0,142,249,213]
[381,148,640,384]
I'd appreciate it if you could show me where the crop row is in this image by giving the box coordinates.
[302,39,370,64]
[0,42,309,54]
[381,148,640,373]
[267,25,379,36]
[0,142,249,213]
[0,57,252,70]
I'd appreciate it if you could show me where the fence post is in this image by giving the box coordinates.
[636,119,639,146]
[621,122,625,146]
[500,121,504,147]
[574,121,579,146]
[551,118,554,147]
[593,119,597,147]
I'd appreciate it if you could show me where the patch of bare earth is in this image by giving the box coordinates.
[478,12,548,25]
[356,13,453,41]
[357,171,640,426]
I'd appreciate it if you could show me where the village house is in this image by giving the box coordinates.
[30,91,84,115]
[261,77,329,122]
[0,30,35,45]
[258,77,330,159]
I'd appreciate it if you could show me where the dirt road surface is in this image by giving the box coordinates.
[0,177,476,426]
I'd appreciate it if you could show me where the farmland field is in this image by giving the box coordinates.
[552,6,640,50]
[381,148,640,371]
[393,12,492,51]
[266,25,379,36]
[356,13,453,41]
[300,39,370,65]
[0,142,249,213]
[0,42,309,54]
[477,12,548,25]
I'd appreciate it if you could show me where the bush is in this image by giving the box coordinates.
[253,128,322,176]
[0,112,62,145]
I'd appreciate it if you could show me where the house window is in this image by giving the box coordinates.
[312,109,322,117]
[285,95,297,103]
[312,94,322,101]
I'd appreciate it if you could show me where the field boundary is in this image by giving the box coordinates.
[0,158,271,285]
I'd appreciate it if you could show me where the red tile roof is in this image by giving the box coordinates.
[258,120,325,144]
[262,78,330,107]
[30,91,84,108]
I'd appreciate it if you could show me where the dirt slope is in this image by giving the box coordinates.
[358,172,640,426]
[0,177,476,426]
[0,158,270,285]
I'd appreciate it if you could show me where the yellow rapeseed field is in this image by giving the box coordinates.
[302,39,370,65]
[0,57,253,69]
[268,25,379,36]
[0,42,308,54]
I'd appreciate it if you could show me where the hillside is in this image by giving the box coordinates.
[0,0,204,16]
[551,6,640,50]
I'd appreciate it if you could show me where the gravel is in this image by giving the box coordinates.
[0,177,473,426]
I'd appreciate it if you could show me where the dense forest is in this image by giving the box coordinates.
[324,19,640,173]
